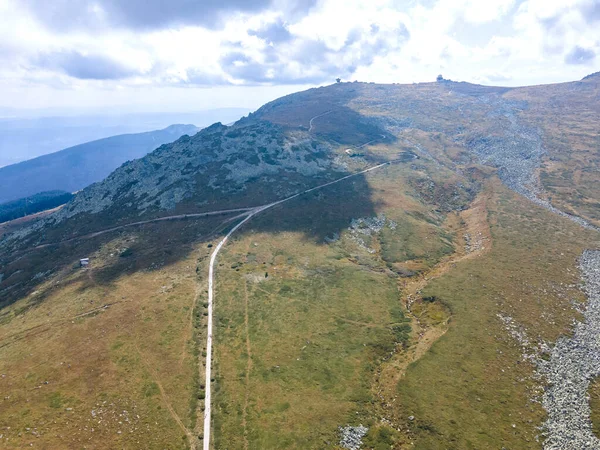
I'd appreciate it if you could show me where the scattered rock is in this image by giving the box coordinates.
[538,250,600,449]
[339,425,368,450]
[347,214,396,253]
[465,98,598,231]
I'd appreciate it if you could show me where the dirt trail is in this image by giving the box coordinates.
[134,341,193,441]
[31,207,255,251]
[242,278,253,450]
[182,252,212,369]
[308,110,332,132]
[199,161,393,450]
[374,191,492,420]
[0,301,120,350]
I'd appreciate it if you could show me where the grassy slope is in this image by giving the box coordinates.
[392,180,596,448]
[211,160,459,449]
[0,218,225,449]
[504,75,600,226]
[590,378,600,438]
[210,80,600,448]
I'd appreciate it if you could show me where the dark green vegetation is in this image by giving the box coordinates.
[1,73,599,449]
[0,124,198,203]
[0,190,73,223]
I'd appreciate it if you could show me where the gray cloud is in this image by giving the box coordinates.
[344,28,363,46]
[220,52,251,66]
[581,0,600,23]
[564,46,596,65]
[22,0,316,31]
[248,19,292,43]
[346,23,410,67]
[220,39,344,85]
[219,22,410,85]
[541,1,600,30]
[36,50,140,80]
[294,39,331,65]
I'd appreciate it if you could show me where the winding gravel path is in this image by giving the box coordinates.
[202,162,390,450]
[308,110,332,132]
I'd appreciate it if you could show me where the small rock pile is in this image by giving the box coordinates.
[347,214,397,253]
[464,232,487,253]
[339,425,368,450]
[496,313,546,365]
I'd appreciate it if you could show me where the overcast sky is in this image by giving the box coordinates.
[1,0,598,114]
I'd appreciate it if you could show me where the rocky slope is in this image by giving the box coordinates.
[54,121,338,222]
[540,250,600,449]
[9,74,600,239]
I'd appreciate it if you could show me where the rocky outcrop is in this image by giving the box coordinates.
[50,121,335,222]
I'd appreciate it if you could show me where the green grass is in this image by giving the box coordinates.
[589,377,600,439]
[209,163,458,448]
[48,392,65,409]
[391,181,594,449]
[1,77,598,449]
[213,237,403,448]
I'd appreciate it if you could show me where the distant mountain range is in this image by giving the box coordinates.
[0,108,251,167]
[0,124,199,203]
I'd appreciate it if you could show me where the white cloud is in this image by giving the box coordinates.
[0,0,597,112]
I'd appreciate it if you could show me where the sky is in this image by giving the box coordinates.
[0,0,598,114]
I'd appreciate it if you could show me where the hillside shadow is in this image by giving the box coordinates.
[0,167,385,310]
[253,82,396,147]
[0,215,228,309]
[311,106,395,147]
[244,171,382,241]
[0,88,398,309]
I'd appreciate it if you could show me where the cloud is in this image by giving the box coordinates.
[36,50,141,80]
[248,19,292,43]
[564,46,596,65]
[2,0,600,114]
[217,20,410,85]
[21,0,316,31]
[185,69,231,86]
[462,0,516,24]
[581,0,600,23]
[219,41,341,85]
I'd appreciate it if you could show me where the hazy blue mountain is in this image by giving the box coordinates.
[0,124,199,203]
[0,108,251,167]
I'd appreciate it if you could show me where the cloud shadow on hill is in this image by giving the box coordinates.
[0,164,385,310]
